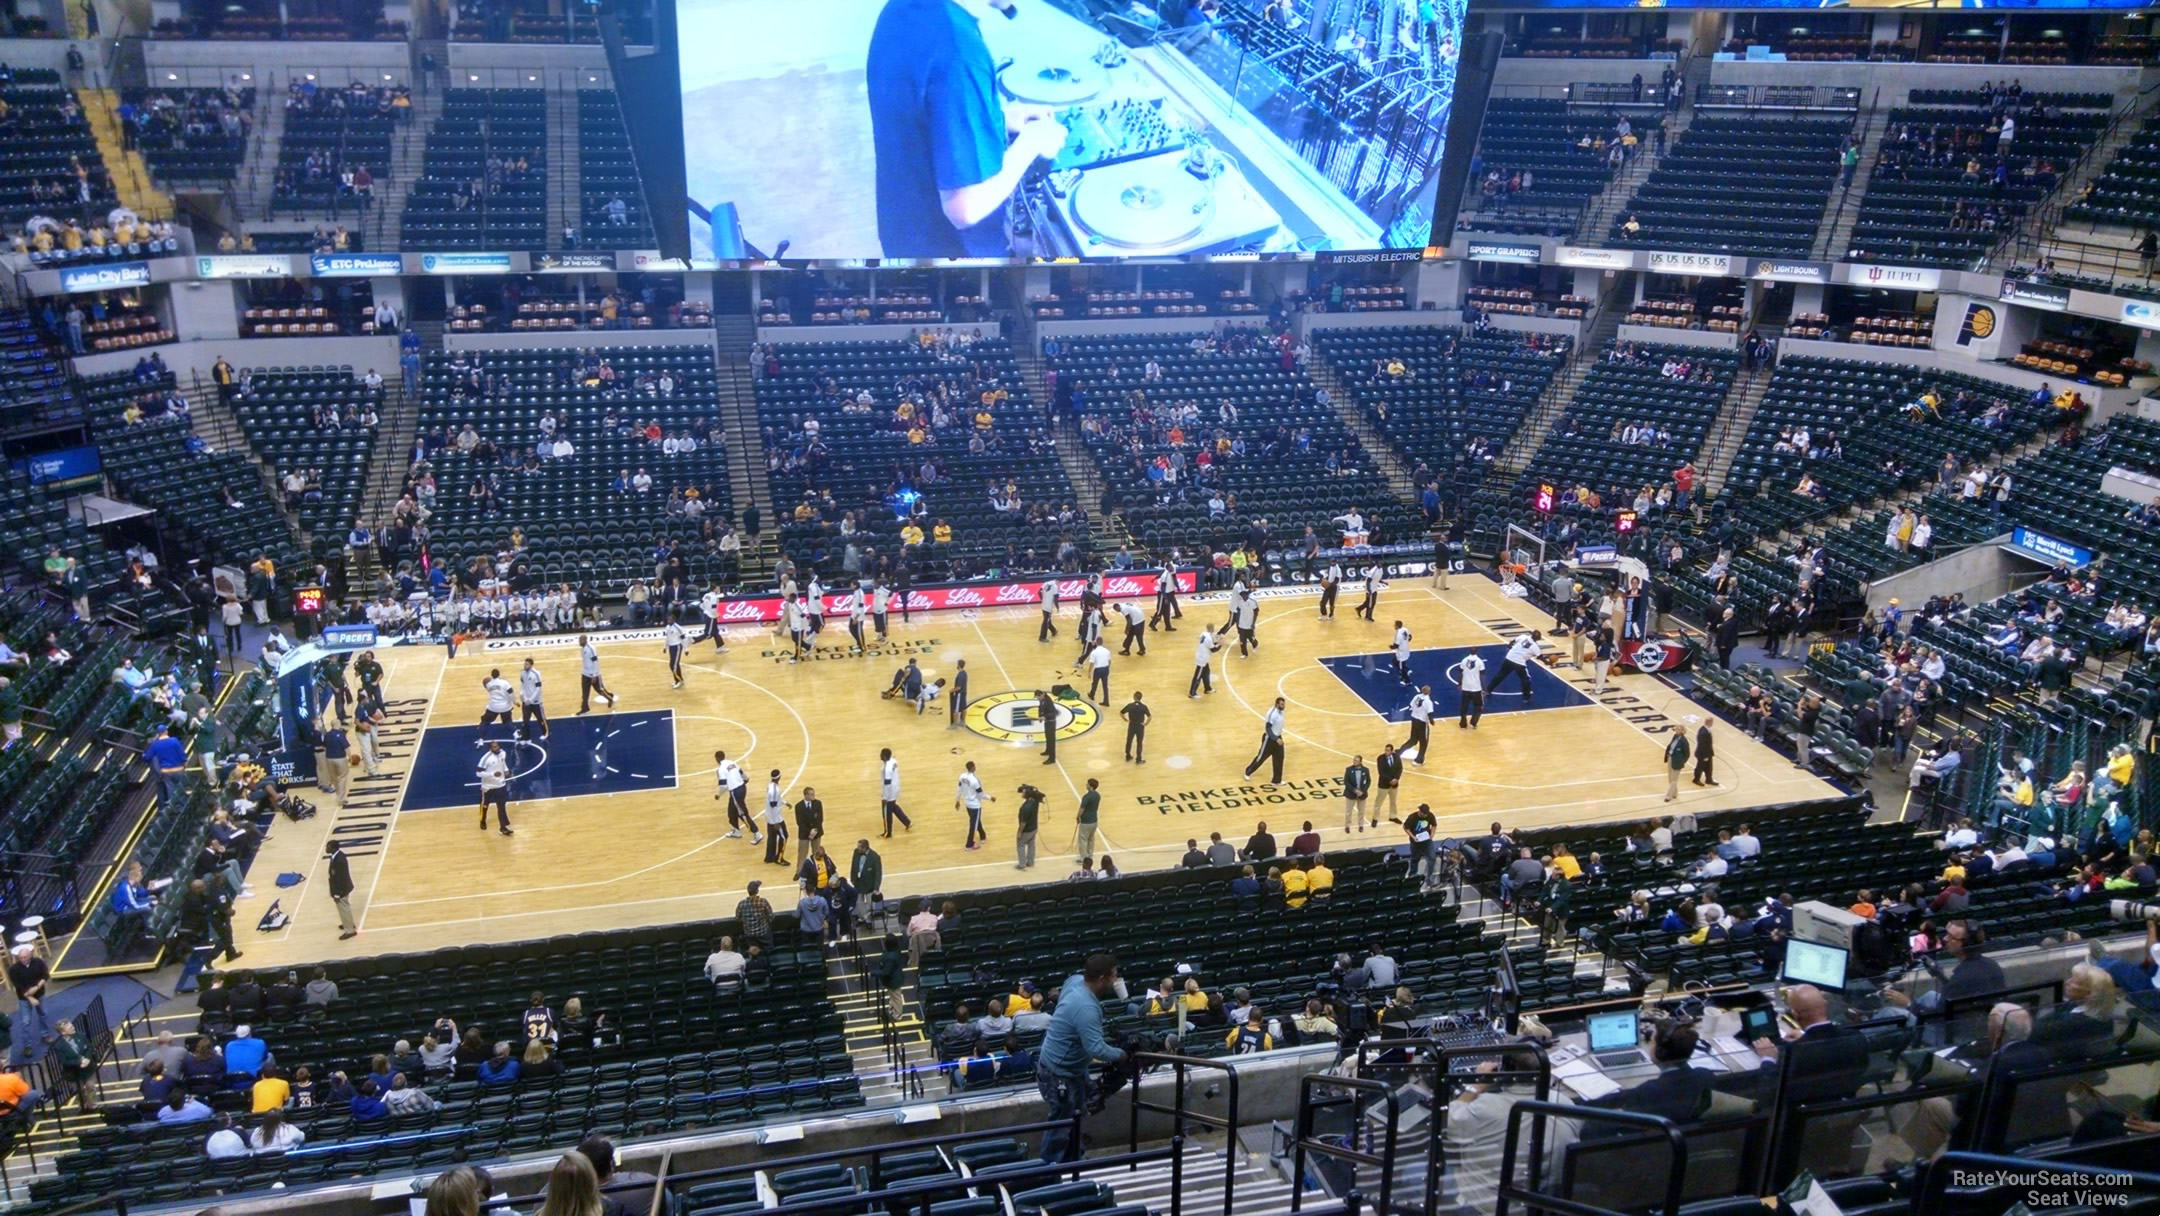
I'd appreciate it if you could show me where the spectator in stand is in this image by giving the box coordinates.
[223,1025,269,1079]
[1289,821,1323,855]
[520,1040,562,1083]
[476,1042,521,1087]
[578,1135,660,1216]
[735,881,775,951]
[350,1079,389,1121]
[1205,833,1236,866]
[536,1151,608,1216]
[157,1089,212,1124]
[181,1035,224,1089]
[139,1058,177,1108]
[250,1064,290,1113]
[250,1107,305,1152]
[142,1030,189,1081]
[704,936,747,988]
[204,1112,249,1159]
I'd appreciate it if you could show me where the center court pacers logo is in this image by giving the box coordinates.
[963,690,1101,744]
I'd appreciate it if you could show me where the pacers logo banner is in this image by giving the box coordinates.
[963,691,1101,744]
[1956,303,1997,347]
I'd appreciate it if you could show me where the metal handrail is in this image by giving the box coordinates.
[487,1124,1175,1216]
[1763,1074,1984,1189]
[1497,1102,1687,1216]
[1358,1037,1553,1216]
[1290,1072,1403,1216]
[1128,1052,1244,1216]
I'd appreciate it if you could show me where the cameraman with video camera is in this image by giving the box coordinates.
[1037,951,1127,1162]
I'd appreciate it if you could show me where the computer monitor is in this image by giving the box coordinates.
[1782,939,1850,991]
[1587,1010,1639,1052]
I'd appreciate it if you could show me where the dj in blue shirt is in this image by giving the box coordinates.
[865,0,1067,257]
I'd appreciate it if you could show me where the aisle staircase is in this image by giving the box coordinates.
[1496,302,1622,477]
[824,932,934,1107]
[1309,356,1418,503]
[714,314,776,579]
[370,84,441,251]
[1572,85,1699,246]
[230,91,288,223]
[1698,365,1774,499]
[2012,86,2160,269]
[0,992,180,1205]
[1811,99,1891,263]
[544,82,584,250]
[1016,336,1147,562]
[1072,1147,1302,1216]
[77,88,173,221]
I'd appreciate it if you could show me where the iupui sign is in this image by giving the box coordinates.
[1618,636,1696,674]
[701,571,1199,624]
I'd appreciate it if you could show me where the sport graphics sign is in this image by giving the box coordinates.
[1463,239,1543,265]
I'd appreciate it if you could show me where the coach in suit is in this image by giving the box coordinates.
[326,840,358,940]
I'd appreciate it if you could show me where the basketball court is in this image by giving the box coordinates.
[227,575,1837,968]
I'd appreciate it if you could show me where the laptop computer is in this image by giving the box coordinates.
[1587,1010,1647,1068]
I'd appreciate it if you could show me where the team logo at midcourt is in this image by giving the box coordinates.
[962,691,1101,744]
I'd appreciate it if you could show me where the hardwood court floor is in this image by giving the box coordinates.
[229,577,1835,968]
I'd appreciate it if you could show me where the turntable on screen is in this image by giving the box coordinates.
[1000,51,1111,108]
[1038,143,1286,257]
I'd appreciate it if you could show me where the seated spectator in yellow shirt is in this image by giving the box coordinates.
[932,520,953,544]
[1143,978,1180,1017]
[1306,856,1334,900]
[1281,864,1310,908]
[900,522,924,547]
[1550,845,1583,881]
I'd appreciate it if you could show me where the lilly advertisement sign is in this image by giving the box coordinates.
[700,570,1198,624]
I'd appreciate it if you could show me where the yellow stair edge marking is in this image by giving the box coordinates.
[75,87,174,222]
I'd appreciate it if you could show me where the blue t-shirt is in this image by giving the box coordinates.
[866,0,1009,257]
[146,735,188,771]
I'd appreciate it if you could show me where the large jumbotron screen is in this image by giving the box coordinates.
[671,0,1480,265]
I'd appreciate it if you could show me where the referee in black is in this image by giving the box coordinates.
[948,658,969,729]
[1122,690,1151,763]
[1244,696,1287,784]
[1037,688,1059,764]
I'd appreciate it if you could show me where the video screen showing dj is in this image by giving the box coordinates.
[675,0,1468,261]
[866,0,1069,258]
